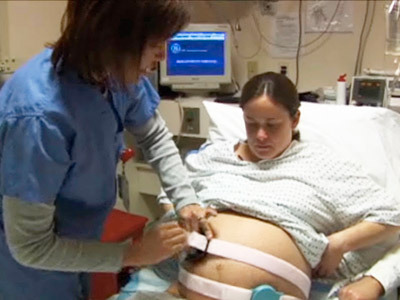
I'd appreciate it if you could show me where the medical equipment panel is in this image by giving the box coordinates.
[350,76,389,107]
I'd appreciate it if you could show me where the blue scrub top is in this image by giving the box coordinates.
[0,48,160,299]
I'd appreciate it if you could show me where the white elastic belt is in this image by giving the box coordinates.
[187,231,311,298]
[179,267,300,300]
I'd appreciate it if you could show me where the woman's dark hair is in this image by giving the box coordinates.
[240,72,301,140]
[49,0,190,87]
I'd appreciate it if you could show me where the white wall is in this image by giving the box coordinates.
[0,0,66,60]
[0,1,9,60]
[189,0,396,92]
[0,0,395,92]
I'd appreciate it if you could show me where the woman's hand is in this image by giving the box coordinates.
[122,221,187,267]
[339,276,384,300]
[178,204,217,239]
[313,234,345,277]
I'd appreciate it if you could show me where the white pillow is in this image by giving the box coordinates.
[203,101,400,202]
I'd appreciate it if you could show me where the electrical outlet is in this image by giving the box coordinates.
[280,65,288,76]
[278,61,289,76]
[0,57,23,73]
[182,107,200,134]
[247,60,258,80]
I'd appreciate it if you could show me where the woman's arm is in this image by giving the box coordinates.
[126,111,216,237]
[331,221,399,253]
[3,196,186,271]
[314,221,400,277]
[3,196,127,272]
[126,111,199,211]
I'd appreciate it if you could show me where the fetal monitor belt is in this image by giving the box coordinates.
[186,231,311,298]
[179,267,301,300]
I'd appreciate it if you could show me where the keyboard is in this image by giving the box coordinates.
[214,95,240,104]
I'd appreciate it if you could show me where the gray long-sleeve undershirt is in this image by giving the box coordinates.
[3,196,128,272]
[3,111,198,272]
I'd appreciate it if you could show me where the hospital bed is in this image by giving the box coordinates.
[112,101,400,300]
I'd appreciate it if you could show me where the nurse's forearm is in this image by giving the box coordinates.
[329,221,400,254]
[3,196,129,272]
[127,111,199,211]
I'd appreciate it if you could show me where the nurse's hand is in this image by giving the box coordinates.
[338,276,384,300]
[122,221,187,267]
[178,204,217,240]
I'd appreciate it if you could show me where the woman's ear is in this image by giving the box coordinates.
[292,110,300,129]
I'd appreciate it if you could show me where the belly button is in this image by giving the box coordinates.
[216,262,223,272]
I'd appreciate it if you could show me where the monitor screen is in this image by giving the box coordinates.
[159,24,231,92]
[351,77,387,106]
[166,32,226,76]
[357,80,383,100]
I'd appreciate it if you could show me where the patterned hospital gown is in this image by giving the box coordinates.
[184,140,400,281]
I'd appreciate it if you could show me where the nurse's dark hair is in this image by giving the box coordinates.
[49,0,190,87]
[240,72,301,140]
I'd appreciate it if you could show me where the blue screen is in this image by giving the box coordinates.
[166,32,226,76]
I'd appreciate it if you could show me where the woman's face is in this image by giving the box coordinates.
[243,95,300,160]
[139,40,166,76]
[122,40,166,84]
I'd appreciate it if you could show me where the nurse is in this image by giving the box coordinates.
[0,1,214,299]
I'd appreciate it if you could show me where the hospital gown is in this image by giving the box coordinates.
[183,140,400,283]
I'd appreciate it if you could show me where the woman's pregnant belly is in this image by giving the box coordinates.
[179,211,311,300]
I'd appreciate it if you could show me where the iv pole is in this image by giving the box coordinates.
[386,0,400,95]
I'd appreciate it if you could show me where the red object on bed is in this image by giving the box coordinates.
[89,209,148,300]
